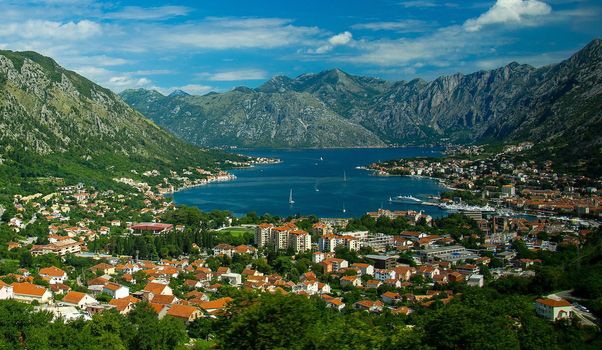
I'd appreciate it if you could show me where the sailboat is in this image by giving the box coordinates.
[288,189,295,205]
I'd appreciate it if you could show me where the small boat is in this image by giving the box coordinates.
[439,203,495,212]
[342,202,346,213]
[390,195,422,203]
[343,171,347,182]
[314,183,319,192]
[288,189,295,205]
[320,157,324,161]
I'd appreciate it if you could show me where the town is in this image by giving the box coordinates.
[0,157,600,348]
[367,142,601,224]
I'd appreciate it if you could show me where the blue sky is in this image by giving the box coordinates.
[0,0,600,95]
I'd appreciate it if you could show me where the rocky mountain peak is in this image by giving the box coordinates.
[168,89,190,97]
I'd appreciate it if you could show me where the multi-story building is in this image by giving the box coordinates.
[255,223,273,247]
[361,233,395,251]
[318,234,361,252]
[30,238,81,256]
[289,230,312,252]
[254,223,311,252]
[273,227,290,251]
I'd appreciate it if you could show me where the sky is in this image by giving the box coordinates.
[0,0,600,95]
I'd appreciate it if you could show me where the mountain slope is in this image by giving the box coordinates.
[121,87,384,148]
[0,50,240,193]
[121,39,602,171]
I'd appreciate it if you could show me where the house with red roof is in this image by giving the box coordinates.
[39,266,67,285]
[381,291,402,304]
[166,304,202,322]
[12,282,52,304]
[340,275,361,288]
[0,280,13,300]
[103,282,129,299]
[198,297,233,316]
[535,298,573,321]
[322,294,345,311]
[60,291,97,308]
[143,282,173,301]
[109,296,140,314]
[353,300,384,312]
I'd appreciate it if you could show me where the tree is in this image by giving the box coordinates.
[188,317,214,340]
[423,303,520,350]
[217,293,321,349]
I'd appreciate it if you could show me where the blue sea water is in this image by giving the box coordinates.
[172,147,450,218]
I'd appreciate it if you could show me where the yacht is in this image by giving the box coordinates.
[390,195,422,203]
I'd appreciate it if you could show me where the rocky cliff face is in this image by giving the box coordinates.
[121,87,384,148]
[121,39,602,167]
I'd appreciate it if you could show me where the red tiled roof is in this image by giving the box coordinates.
[39,266,66,277]
[167,304,199,319]
[62,291,87,304]
[198,297,233,310]
[536,298,572,307]
[12,282,47,297]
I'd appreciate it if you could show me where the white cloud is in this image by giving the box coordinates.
[474,49,575,69]
[73,66,153,91]
[464,0,552,32]
[153,84,214,96]
[398,1,438,8]
[198,69,268,81]
[329,31,352,46]
[130,69,173,76]
[108,76,151,88]
[0,19,101,40]
[352,20,431,33]
[311,31,353,54]
[150,18,321,50]
[104,6,191,20]
[339,25,486,66]
[60,54,130,67]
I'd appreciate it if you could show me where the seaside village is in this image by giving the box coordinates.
[368,143,602,222]
[0,178,597,327]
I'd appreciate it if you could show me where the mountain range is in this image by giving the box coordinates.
[122,39,602,172]
[0,50,240,194]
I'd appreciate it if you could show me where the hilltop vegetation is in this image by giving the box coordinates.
[0,50,245,196]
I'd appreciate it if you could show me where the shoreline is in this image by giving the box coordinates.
[231,145,445,152]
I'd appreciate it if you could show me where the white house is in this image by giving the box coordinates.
[292,281,319,295]
[340,275,362,288]
[467,274,484,288]
[61,291,98,308]
[351,263,375,276]
[12,282,53,304]
[103,282,129,299]
[374,269,396,281]
[0,281,13,300]
[221,273,242,286]
[535,298,573,321]
[39,266,68,285]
